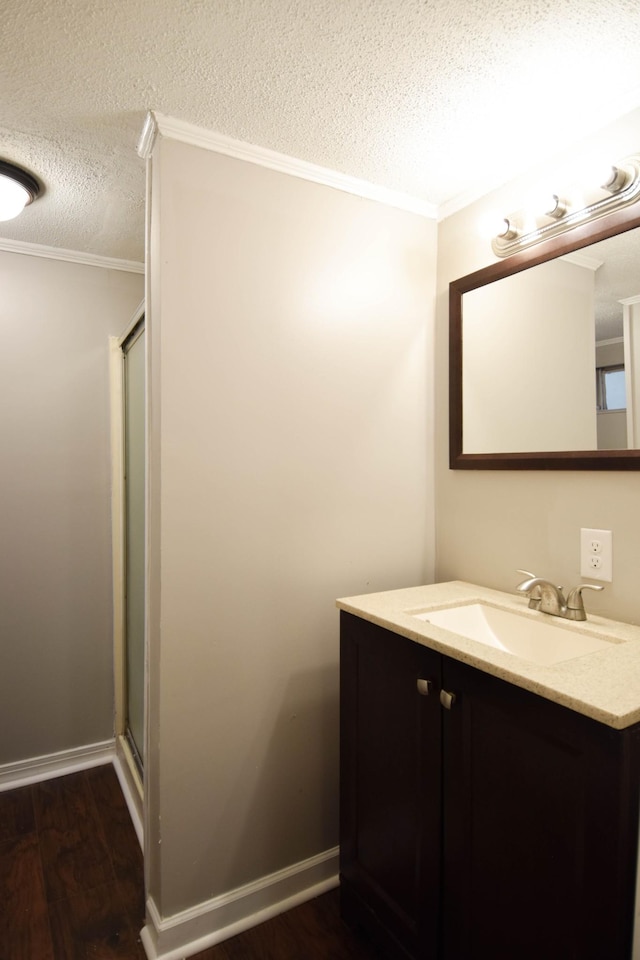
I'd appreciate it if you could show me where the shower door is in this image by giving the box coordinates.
[122,320,145,770]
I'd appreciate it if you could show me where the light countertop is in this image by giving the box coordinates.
[337,581,640,730]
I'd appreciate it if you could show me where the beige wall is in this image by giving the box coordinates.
[0,252,143,765]
[435,109,640,626]
[596,340,624,367]
[146,136,437,918]
[462,258,596,453]
[597,410,627,448]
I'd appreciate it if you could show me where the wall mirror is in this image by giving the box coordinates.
[449,204,640,469]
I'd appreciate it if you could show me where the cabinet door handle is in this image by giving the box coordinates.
[417,678,432,696]
[440,689,456,710]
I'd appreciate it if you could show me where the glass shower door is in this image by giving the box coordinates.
[123,321,145,769]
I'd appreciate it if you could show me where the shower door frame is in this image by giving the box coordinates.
[110,300,146,829]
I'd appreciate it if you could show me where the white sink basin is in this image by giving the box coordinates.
[412,602,614,666]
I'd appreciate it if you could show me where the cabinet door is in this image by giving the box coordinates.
[441,656,640,960]
[340,613,442,960]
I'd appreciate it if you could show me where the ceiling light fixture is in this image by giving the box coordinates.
[492,153,640,258]
[0,160,41,222]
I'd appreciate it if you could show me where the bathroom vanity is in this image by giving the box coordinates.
[338,582,640,960]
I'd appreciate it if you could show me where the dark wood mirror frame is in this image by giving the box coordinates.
[449,203,640,470]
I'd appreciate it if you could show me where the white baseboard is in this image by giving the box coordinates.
[113,744,144,850]
[0,739,115,791]
[140,846,339,960]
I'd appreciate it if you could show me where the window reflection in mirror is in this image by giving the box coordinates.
[597,366,626,412]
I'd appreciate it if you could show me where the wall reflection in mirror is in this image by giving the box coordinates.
[462,228,640,454]
[449,206,640,469]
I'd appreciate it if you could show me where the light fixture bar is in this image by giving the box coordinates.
[492,154,640,258]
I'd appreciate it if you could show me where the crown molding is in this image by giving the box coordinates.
[139,111,437,219]
[561,251,603,271]
[0,237,144,273]
[137,111,157,160]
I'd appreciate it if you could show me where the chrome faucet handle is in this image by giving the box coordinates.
[515,570,542,609]
[516,570,563,592]
[516,569,536,579]
[565,583,604,620]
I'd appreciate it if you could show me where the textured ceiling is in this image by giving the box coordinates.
[592,228,640,341]
[2,0,640,264]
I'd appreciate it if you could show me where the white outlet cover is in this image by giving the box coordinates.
[580,528,613,582]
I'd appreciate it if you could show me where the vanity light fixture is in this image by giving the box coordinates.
[0,160,41,222]
[492,153,640,257]
[544,194,568,220]
[602,164,629,194]
[497,217,519,240]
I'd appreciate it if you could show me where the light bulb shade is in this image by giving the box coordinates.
[0,161,40,221]
[497,218,518,241]
[602,165,629,194]
[544,194,568,220]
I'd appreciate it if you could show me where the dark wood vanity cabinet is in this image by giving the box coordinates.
[340,611,442,960]
[340,611,640,960]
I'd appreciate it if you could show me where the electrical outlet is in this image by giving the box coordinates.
[580,528,613,582]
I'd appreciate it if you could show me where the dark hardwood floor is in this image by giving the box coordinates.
[191,886,383,960]
[0,765,382,960]
[0,764,146,959]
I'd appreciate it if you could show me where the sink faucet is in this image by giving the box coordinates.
[516,570,603,621]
